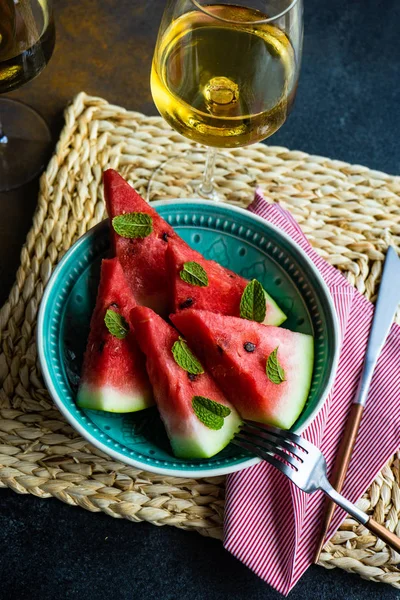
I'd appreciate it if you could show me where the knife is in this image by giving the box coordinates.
[314,246,400,562]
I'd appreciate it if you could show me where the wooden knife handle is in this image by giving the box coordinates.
[330,403,364,491]
[314,403,365,562]
[367,518,400,553]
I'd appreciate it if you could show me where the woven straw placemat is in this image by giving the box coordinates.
[1,92,399,588]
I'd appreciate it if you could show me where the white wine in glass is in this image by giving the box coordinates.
[151,0,303,200]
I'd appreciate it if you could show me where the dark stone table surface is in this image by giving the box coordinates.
[1,1,400,598]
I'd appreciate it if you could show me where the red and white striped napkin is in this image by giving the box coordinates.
[224,190,400,595]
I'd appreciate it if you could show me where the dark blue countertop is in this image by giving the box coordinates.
[1,488,398,600]
[275,0,400,175]
[1,1,400,598]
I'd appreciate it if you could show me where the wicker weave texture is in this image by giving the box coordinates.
[0,92,399,588]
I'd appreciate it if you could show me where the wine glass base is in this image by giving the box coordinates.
[197,181,221,202]
[146,148,255,203]
[0,99,52,192]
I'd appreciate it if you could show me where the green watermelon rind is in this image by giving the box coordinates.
[267,335,314,430]
[77,384,154,414]
[170,410,242,459]
[263,290,287,327]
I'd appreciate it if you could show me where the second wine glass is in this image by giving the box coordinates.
[0,0,55,192]
[151,0,303,201]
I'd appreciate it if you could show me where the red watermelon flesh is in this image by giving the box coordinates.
[103,169,189,315]
[166,240,287,326]
[77,258,153,413]
[171,310,314,429]
[130,306,241,459]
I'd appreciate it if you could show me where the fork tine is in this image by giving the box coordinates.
[232,438,294,478]
[236,431,301,470]
[246,420,303,444]
[241,424,305,458]
[245,420,315,453]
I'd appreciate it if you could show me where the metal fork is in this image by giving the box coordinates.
[233,421,400,553]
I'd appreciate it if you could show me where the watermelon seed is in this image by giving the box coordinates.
[104,426,110,431]
[161,232,169,242]
[76,294,83,302]
[297,317,305,325]
[239,247,246,257]
[193,234,201,243]
[275,278,282,285]
[98,340,105,353]
[179,297,194,310]
[188,372,198,382]
[217,344,224,355]
[243,342,256,353]
[149,450,155,455]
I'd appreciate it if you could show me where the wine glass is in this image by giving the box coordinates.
[151,0,303,201]
[0,0,55,192]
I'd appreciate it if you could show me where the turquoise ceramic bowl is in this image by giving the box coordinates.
[38,200,339,478]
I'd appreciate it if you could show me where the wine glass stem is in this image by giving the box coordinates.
[0,117,8,144]
[197,146,217,199]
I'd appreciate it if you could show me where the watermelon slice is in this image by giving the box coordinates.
[166,240,286,326]
[130,306,242,459]
[103,169,190,315]
[77,258,154,413]
[171,310,314,430]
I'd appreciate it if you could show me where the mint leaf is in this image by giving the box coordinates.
[112,213,153,238]
[266,347,286,384]
[240,279,266,322]
[180,261,208,287]
[192,396,231,430]
[172,338,204,375]
[104,309,129,339]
